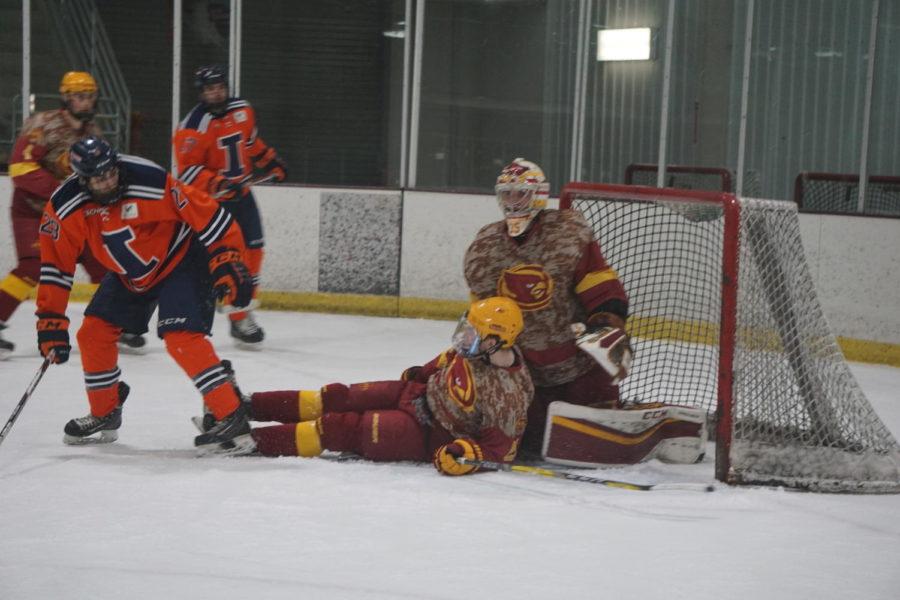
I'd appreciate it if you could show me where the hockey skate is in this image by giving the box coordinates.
[117,332,148,355]
[194,402,256,456]
[0,324,14,360]
[230,312,264,349]
[191,360,251,433]
[63,382,130,445]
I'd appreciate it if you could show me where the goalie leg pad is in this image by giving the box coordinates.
[542,401,708,467]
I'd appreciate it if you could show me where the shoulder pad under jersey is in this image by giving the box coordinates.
[118,155,167,201]
[49,176,90,220]
[179,104,213,133]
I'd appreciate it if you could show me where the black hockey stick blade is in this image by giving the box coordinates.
[457,457,716,492]
[0,353,54,449]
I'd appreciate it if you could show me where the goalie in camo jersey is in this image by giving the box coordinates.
[245,297,534,475]
[464,158,633,454]
[0,72,145,357]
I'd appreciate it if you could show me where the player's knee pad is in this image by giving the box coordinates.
[360,410,427,462]
[162,330,209,359]
[321,383,349,410]
[12,257,40,286]
[245,247,264,278]
[77,316,121,371]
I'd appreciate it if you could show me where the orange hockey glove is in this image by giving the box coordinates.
[433,439,483,476]
[208,174,244,202]
[251,148,287,183]
[208,247,253,309]
[36,313,70,364]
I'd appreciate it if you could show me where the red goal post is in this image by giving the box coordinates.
[560,182,900,492]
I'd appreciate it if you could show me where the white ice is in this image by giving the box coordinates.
[1,303,898,600]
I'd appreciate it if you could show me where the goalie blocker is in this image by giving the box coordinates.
[541,401,707,467]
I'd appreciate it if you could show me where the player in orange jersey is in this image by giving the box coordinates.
[1,72,145,357]
[37,136,256,455]
[172,65,287,349]
[244,297,533,475]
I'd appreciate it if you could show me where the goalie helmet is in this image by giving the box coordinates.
[69,136,124,205]
[452,296,523,358]
[59,71,98,122]
[495,158,549,237]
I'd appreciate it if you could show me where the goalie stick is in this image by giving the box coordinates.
[0,353,53,449]
[456,457,716,492]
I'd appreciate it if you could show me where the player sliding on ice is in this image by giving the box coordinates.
[240,297,534,475]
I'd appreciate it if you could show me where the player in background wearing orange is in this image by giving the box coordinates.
[245,297,533,475]
[37,136,256,455]
[172,65,287,348]
[1,72,145,357]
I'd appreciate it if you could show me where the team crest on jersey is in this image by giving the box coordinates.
[497,264,554,310]
[121,202,139,220]
[39,215,60,240]
[234,110,247,123]
[446,356,476,413]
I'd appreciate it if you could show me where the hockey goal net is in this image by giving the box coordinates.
[561,182,900,492]
[794,172,900,216]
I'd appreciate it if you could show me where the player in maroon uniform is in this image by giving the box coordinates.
[244,297,533,475]
[172,65,287,348]
[0,72,144,357]
[38,136,255,454]
[464,158,633,454]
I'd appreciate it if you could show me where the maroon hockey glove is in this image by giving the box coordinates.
[433,439,483,476]
[36,313,70,364]
[401,365,423,382]
[251,148,287,183]
[208,247,253,309]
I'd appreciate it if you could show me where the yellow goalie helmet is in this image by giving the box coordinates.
[495,157,549,237]
[59,71,98,95]
[452,296,524,357]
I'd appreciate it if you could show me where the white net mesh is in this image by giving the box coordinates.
[564,186,900,492]
[796,174,900,216]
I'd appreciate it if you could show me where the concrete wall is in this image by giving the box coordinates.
[2,176,898,346]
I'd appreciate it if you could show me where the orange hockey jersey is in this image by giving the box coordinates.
[38,154,246,316]
[172,99,273,195]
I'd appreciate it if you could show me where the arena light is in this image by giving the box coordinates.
[597,27,653,61]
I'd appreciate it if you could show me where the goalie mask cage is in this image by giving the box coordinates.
[560,182,900,493]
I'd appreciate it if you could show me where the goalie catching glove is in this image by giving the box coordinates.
[208,247,253,309]
[36,313,70,364]
[574,312,633,384]
[433,439,483,476]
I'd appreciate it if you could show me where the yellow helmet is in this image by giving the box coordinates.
[452,296,523,357]
[59,71,98,95]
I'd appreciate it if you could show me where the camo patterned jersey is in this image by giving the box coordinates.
[9,109,101,212]
[464,209,628,387]
[422,347,533,463]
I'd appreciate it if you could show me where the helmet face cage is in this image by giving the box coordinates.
[495,158,549,236]
[451,313,485,358]
[454,297,524,358]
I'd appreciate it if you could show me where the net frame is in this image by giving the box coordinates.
[794,172,900,216]
[560,182,900,492]
[625,163,733,193]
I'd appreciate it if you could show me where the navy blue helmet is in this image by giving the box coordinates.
[69,136,123,204]
[194,65,228,89]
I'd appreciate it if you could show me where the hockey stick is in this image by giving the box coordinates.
[0,353,54,449]
[456,457,716,492]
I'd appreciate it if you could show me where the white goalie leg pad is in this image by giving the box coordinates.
[541,401,708,467]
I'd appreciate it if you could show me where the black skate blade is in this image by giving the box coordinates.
[117,343,148,356]
[232,339,264,351]
[63,430,119,445]
[190,415,206,433]
[195,433,257,457]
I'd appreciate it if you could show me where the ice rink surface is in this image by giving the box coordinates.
[1,303,898,599]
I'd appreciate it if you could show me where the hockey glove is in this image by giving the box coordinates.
[575,324,633,384]
[208,247,254,309]
[251,148,287,183]
[36,312,70,364]
[433,439,483,476]
[401,365,423,382]
[208,174,244,202]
